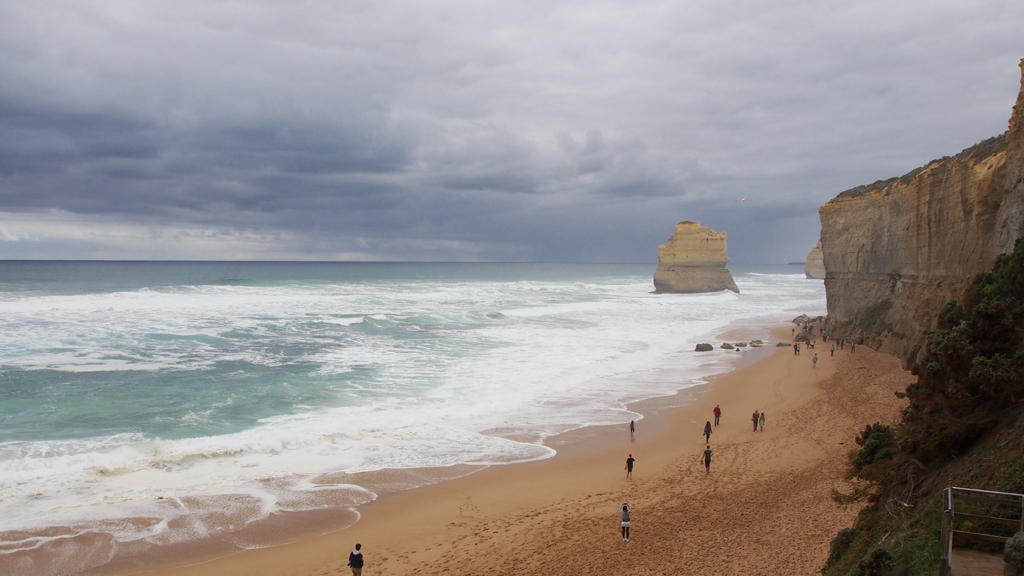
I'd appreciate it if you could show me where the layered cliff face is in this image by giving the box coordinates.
[820,60,1024,365]
[804,239,825,279]
[653,221,739,294]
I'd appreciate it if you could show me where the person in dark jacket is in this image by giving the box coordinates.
[348,543,364,576]
[703,421,712,443]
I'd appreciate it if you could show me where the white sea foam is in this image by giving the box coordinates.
[0,264,825,564]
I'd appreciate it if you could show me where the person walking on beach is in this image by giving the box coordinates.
[793,342,798,356]
[620,503,632,541]
[812,353,818,368]
[702,445,713,473]
[752,410,759,432]
[348,543,364,576]
[830,344,835,357]
[713,404,721,426]
[630,420,635,435]
[759,412,765,431]
[703,421,713,443]
[625,454,635,479]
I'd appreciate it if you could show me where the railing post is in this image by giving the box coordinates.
[939,487,952,576]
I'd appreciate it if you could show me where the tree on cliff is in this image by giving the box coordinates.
[825,235,1024,576]
[902,236,1024,463]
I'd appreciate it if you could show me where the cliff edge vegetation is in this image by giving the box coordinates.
[822,235,1024,576]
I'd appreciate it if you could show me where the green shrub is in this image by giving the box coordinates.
[823,527,859,571]
[852,423,896,472]
[858,547,894,576]
[901,236,1024,464]
[1006,532,1024,568]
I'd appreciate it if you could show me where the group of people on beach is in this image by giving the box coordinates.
[619,397,776,543]
[697,405,738,474]
[796,320,861,367]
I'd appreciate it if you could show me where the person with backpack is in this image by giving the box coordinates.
[348,543,364,576]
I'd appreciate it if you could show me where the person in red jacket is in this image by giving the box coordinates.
[713,404,721,426]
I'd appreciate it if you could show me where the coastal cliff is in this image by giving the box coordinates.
[804,240,825,279]
[820,59,1024,365]
[653,221,739,294]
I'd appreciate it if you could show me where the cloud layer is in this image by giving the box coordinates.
[1,0,1022,262]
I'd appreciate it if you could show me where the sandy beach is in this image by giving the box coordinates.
[110,326,914,576]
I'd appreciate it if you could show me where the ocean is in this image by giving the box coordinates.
[0,261,824,573]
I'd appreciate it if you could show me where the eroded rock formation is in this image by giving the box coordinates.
[804,240,825,279]
[653,221,739,294]
[820,60,1024,365]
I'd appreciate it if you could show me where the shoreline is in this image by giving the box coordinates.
[111,324,915,576]
[2,318,782,576]
[90,323,774,575]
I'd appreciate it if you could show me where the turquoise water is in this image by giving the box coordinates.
[0,261,824,563]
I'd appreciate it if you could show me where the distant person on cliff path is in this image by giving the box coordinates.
[713,404,721,426]
[620,503,632,541]
[759,412,765,431]
[348,543,364,576]
[704,421,712,443]
[830,344,835,357]
[812,353,818,368]
[752,410,759,432]
[851,342,856,353]
[702,445,713,472]
[625,454,635,479]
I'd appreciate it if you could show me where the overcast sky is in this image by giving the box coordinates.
[1,1,1022,263]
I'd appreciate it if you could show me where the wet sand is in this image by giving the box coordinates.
[118,328,914,576]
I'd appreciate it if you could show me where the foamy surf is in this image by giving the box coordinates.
[0,262,824,574]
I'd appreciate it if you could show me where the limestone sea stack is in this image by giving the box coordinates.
[804,239,825,279]
[653,221,739,294]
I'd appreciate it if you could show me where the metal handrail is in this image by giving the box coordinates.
[939,486,1024,576]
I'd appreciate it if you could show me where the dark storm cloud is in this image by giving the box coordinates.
[0,0,1022,262]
